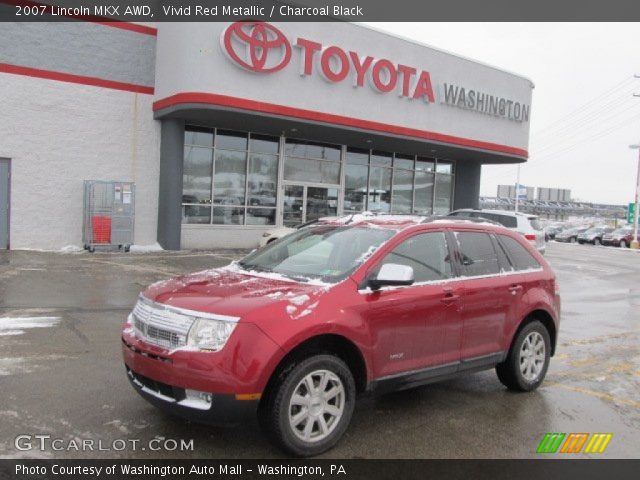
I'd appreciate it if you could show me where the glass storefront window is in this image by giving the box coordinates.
[371,151,392,167]
[416,157,435,172]
[184,128,214,148]
[368,166,392,213]
[183,146,213,203]
[285,139,340,161]
[344,164,369,213]
[183,127,279,226]
[213,149,246,205]
[436,161,453,174]
[216,130,248,151]
[250,134,279,155]
[248,154,278,208]
[414,170,435,214]
[394,154,415,170]
[434,172,453,214]
[182,126,457,227]
[392,168,414,213]
[246,208,276,226]
[284,157,340,184]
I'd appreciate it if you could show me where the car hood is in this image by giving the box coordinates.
[141,265,329,320]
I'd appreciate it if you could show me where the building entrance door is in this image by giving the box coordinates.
[283,185,338,227]
[0,159,9,249]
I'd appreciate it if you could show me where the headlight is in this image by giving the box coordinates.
[262,232,272,238]
[187,318,237,352]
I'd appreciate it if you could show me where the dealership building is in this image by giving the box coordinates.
[0,20,533,250]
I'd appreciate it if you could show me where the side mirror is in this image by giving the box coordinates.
[368,263,415,291]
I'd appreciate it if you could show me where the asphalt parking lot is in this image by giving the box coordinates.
[0,242,638,459]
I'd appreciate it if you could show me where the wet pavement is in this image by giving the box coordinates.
[0,243,638,459]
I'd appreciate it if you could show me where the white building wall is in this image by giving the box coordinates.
[0,73,161,249]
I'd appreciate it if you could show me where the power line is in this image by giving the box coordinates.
[530,76,637,137]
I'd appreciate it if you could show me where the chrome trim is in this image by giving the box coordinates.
[138,295,240,323]
[132,295,240,349]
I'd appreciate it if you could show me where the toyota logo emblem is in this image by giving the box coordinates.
[221,22,292,73]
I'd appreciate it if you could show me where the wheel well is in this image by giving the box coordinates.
[261,334,368,405]
[516,310,557,355]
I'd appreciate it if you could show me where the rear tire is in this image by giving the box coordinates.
[594,238,601,246]
[496,320,550,392]
[620,240,627,248]
[259,355,355,457]
[570,237,576,243]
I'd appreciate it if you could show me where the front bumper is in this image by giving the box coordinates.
[125,366,258,426]
[121,323,284,425]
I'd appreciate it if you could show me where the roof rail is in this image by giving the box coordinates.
[422,215,502,226]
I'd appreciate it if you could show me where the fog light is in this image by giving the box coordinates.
[179,389,213,410]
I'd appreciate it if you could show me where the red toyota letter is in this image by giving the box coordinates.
[349,52,374,87]
[413,71,435,102]
[296,38,322,76]
[397,64,417,97]
[371,59,398,93]
[320,46,350,82]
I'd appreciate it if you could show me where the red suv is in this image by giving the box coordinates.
[122,215,560,456]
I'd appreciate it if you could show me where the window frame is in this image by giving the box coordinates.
[452,230,503,278]
[495,234,542,272]
[362,229,459,289]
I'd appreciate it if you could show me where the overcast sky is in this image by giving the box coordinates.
[367,23,640,205]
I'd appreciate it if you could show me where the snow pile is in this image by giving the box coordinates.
[129,243,164,253]
[0,316,61,336]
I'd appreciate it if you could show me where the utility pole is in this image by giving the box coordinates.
[629,144,640,249]
[631,75,640,249]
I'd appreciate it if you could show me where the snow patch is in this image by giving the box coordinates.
[129,243,164,253]
[0,316,61,336]
[288,294,310,306]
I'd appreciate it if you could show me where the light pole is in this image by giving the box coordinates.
[629,144,640,249]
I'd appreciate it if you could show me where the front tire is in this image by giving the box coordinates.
[620,240,627,248]
[260,355,356,457]
[496,320,551,392]
[594,238,601,246]
[570,237,577,243]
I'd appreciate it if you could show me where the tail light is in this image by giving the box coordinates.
[524,234,536,241]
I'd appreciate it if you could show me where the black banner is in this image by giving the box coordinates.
[1,0,640,22]
[0,460,639,480]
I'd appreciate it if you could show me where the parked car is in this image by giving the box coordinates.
[545,225,565,240]
[447,208,546,254]
[122,215,560,456]
[554,227,588,243]
[602,227,639,248]
[577,227,614,245]
[258,219,321,248]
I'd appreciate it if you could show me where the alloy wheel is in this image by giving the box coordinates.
[288,370,345,443]
[519,332,546,382]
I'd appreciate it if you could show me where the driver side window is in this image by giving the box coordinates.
[379,232,453,283]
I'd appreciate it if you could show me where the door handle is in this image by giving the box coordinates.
[441,292,460,303]
[508,284,523,295]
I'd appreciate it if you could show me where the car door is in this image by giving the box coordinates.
[453,230,516,361]
[360,230,463,377]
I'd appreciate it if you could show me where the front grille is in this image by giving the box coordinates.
[132,298,194,349]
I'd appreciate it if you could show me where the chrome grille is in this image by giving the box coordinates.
[132,297,194,349]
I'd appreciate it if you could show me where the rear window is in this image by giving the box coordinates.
[454,232,501,276]
[498,235,541,271]
[528,217,543,230]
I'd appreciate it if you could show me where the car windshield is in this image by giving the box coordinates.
[585,227,603,234]
[238,225,395,283]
